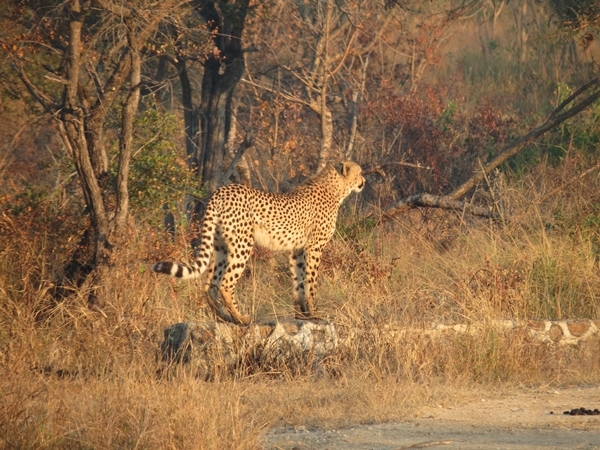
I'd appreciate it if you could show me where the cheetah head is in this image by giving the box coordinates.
[338,161,365,196]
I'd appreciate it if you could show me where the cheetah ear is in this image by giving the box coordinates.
[338,161,350,177]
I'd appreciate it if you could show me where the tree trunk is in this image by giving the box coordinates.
[12,0,179,298]
[114,21,142,230]
[178,57,201,170]
[61,0,111,271]
[315,0,334,171]
[194,0,251,194]
[223,95,252,185]
[199,65,231,193]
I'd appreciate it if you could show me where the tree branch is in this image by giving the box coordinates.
[222,134,254,184]
[11,61,56,114]
[363,160,433,177]
[345,53,369,159]
[240,77,312,108]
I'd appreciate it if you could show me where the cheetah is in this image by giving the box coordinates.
[152,161,365,325]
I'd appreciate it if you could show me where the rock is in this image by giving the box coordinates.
[160,319,338,378]
[160,321,244,378]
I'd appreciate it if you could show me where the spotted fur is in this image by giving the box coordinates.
[152,161,365,325]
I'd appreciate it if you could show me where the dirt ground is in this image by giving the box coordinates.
[262,385,600,449]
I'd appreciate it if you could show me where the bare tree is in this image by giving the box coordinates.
[5,0,180,291]
[242,0,479,179]
[245,0,395,171]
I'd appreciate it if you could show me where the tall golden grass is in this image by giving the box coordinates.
[2,161,600,449]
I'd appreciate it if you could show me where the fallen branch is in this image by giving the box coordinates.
[385,193,497,219]
[380,76,600,221]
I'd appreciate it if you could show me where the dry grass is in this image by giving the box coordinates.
[0,371,262,449]
[2,165,600,449]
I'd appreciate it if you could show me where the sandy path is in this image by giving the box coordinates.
[262,385,600,449]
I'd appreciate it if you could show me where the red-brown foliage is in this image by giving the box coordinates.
[361,81,516,206]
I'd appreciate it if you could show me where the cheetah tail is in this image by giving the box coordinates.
[151,206,217,280]
[151,260,203,279]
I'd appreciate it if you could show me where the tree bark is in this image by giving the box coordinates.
[195,0,251,194]
[177,55,201,169]
[62,0,110,261]
[222,134,254,184]
[115,20,142,230]
[315,0,334,171]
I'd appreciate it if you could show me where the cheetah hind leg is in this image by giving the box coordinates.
[201,254,236,323]
[208,230,252,326]
[217,285,251,326]
[204,285,236,324]
[206,275,251,326]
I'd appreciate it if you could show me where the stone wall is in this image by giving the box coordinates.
[160,318,600,376]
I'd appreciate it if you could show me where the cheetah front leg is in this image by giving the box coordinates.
[290,249,308,318]
[290,247,323,319]
[303,246,323,318]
